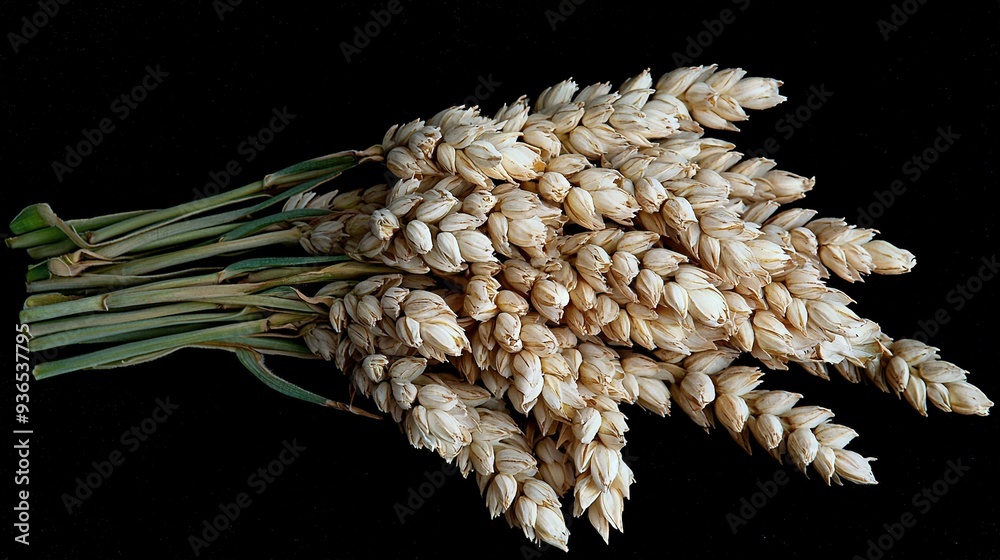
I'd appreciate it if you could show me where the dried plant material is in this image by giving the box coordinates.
[9,64,992,552]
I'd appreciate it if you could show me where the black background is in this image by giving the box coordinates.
[3,1,999,559]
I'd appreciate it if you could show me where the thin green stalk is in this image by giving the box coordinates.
[33,320,269,379]
[89,181,267,243]
[29,309,264,350]
[27,302,220,337]
[7,210,154,248]
[91,228,302,277]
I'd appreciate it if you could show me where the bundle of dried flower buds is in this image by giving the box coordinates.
[10,64,992,551]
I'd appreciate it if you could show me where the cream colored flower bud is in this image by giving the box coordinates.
[417,383,460,411]
[947,382,994,416]
[424,232,465,273]
[591,188,640,224]
[635,269,664,309]
[782,406,834,431]
[438,212,485,233]
[788,427,819,471]
[681,371,716,411]
[699,208,745,239]
[574,408,602,444]
[361,354,389,383]
[750,390,803,415]
[642,248,688,276]
[486,473,518,518]
[402,290,451,322]
[388,357,427,383]
[470,440,495,476]
[515,496,538,540]
[687,287,729,327]
[402,220,433,255]
[496,290,530,315]
[396,316,423,348]
[591,445,620,491]
[833,449,878,485]
[387,147,420,178]
[536,79,579,113]
[862,240,916,275]
[662,282,689,317]
[763,282,792,317]
[926,382,951,412]
[369,208,399,241]
[494,312,523,353]
[503,259,541,294]
[714,367,763,395]
[464,140,503,169]
[751,413,784,449]
[565,187,605,230]
[890,339,939,365]
[414,189,459,224]
[813,423,858,449]
[546,153,591,175]
[903,374,928,416]
[753,310,795,356]
[535,504,570,552]
[885,356,910,394]
[538,171,572,203]
[392,381,418,409]
[660,197,696,232]
[460,192,496,220]
[813,445,836,485]
[453,229,497,263]
[549,101,585,134]
[495,447,536,476]
[728,77,786,110]
[531,279,570,323]
[521,323,559,356]
[464,276,501,321]
[508,217,547,248]
[786,298,808,333]
[715,393,750,433]
[501,143,545,182]
[633,177,668,213]
[657,65,715,96]
[916,361,967,384]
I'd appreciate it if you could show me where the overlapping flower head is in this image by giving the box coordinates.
[285,65,991,550]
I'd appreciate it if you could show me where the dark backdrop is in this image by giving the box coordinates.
[3,1,998,559]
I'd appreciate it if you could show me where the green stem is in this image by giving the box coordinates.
[33,320,270,379]
[90,181,266,243]
[29,309,264,350]
[91,228,302,277]
[7,210,154,248]
[27,302,221,337]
